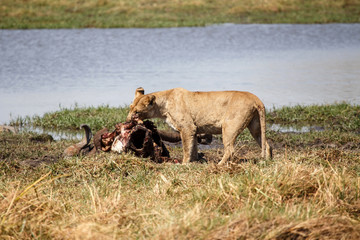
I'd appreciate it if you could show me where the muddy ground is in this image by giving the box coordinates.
[1,128,359,167]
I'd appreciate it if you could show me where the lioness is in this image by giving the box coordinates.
[127,87,272,164]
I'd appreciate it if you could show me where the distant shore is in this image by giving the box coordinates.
[1,0,360,29]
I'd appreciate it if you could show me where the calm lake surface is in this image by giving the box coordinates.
[1,24,360,124]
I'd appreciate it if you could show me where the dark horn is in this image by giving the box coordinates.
[80,124,92,149]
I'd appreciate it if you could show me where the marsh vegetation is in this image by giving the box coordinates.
[1,0,360,29]
[1,103,360,239]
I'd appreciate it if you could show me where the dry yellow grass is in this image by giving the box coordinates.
[1,130,360,239]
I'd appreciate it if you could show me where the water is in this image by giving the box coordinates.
[19,126,85,141]
[1,24,360,125]
[269,124,325,133]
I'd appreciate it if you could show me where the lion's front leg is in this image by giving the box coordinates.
[180,130,198,164]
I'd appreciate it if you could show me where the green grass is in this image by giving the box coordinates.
[10,103,360,153]
[11,102,360,132]
[1,0,360,29]
[11,104,129,132]
[11,104,168,132]
[267,102,360,131]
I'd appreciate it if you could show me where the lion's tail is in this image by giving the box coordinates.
[256,103,272,159]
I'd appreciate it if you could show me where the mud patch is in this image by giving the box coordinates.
[20,155,59,167]
[0,132,62,167]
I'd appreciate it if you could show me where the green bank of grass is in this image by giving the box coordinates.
[267,103,360,132]
[11,102,360,132]
[10,103,360,153]
[10,104,169,132]
[1,0,360,29]
[12,104,129,132]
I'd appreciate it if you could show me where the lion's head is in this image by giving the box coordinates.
[127,87,157,121]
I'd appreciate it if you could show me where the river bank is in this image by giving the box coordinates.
[1,0,360,29]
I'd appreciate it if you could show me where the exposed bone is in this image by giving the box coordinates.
[111,135,124,153]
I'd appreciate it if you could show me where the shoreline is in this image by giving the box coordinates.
[1,0,360,29]
[1,22,360,31]
[8,102,360,130]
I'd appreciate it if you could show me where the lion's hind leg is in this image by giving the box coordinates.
[218,119,249,165]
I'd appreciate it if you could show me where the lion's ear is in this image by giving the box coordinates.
[148,95,156,106]
[134,87,145,99]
